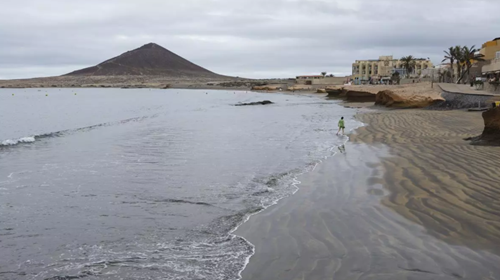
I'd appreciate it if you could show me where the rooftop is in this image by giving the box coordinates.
[354,58,430,63]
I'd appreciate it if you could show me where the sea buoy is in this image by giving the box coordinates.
[74,93,77,95]
[45,94,48,96]
[12,93,14,96]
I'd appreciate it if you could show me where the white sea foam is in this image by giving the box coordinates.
[1,136,36,146]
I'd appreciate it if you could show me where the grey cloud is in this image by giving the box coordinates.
[0,0,499,79]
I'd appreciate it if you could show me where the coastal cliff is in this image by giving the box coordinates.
[375,89,444,108]
[326,83,443,108]
[326,86,376,101]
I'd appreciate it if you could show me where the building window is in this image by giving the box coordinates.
[496,51,500,59]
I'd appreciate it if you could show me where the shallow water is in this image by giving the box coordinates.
[0,88,358,280]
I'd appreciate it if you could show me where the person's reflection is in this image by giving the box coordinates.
[338,144,346,154]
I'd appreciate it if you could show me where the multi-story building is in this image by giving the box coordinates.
[352,55,433,83]
[295,75,324,84]
[480,37,500,93]
[479,37,500,61]
[295,75,350,85]
[481,38,500,76]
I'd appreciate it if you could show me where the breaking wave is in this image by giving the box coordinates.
[0,115,157,148]
[1,136,36,146]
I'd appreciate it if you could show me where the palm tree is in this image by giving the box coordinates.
[442,47,456,82]
[321,72,327,77]
[454,46,464,82]
[400,55,416,78]
[391,71,401,85]
[457,45,485,83]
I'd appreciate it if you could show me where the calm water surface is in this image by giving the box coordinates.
[0,88,358,280]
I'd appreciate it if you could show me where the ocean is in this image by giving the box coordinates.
[0,88,359,280]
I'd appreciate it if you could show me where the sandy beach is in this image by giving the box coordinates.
[235,109,500,279]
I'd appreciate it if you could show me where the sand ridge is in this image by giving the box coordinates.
[354,110,500,250]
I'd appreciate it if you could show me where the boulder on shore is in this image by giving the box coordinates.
[316,89,327,93]
[375,90,444,108]
[235,100,274,106]
[466,107,500,145]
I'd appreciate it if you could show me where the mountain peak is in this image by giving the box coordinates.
[64,43,223,78]
[139,42,162,49]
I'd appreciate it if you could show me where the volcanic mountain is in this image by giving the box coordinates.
[65,43,223,78]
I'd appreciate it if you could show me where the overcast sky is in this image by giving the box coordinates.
[0,0,499,79]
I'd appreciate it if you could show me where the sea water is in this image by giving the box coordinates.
[0,88,359,280]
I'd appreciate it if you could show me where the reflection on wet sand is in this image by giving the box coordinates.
[236,109,500,280]
[338,144,346,154]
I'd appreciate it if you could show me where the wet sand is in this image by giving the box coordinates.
[235,109,500,279]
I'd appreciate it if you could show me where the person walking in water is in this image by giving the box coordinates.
[337,117,345,135]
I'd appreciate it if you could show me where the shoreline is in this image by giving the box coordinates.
[230,101,365,279]
[235,106,500,279]
[0,85,321,96]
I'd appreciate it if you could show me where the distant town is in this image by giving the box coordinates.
[295,37,500,92]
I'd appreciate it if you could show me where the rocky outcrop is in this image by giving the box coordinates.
[326,87,344,97]
[326,87,376,101]
[466,107,500,145]
[430,91,492,109]
[316,89,327,93]
[251,85,282,91]
[344,90,376,102]
[376,90,445,108]
[481,107,500,141]
[287,85,312,91]
[235,100,274,106]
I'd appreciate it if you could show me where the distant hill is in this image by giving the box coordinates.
[65,43,224,78]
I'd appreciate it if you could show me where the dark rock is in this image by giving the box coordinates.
[326,88,344,97]
[235,100,274,106]
[430,91,492,110]
[466,107,500,145]
[326,88,376,102]
[345,90,376,102]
